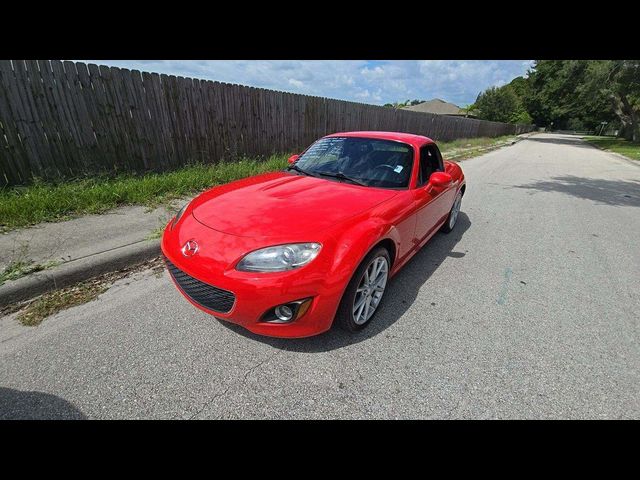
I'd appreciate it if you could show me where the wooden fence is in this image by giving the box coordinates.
[0,60,535,186]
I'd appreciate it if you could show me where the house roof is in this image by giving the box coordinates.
[403,98,467,116]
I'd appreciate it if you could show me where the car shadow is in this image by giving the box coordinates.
[514,175,640,207]
[0,387,86,420]
[220,212,471,352]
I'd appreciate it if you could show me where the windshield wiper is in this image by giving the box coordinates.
[286,164,318,178]
[316,171,368,187]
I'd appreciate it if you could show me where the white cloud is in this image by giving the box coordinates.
[288,78,304,88]
[78,60,533,107]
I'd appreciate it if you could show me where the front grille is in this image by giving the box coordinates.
[164,257,236,313]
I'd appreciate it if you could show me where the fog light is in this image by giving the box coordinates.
[261,298,313,323]
[274,305,294,322]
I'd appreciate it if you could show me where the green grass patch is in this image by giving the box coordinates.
[0,259,60,286]
[0,155,288,231]
[438,135,516,152]
[583,136,640,161]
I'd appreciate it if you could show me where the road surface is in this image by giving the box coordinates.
[1,133,639,419]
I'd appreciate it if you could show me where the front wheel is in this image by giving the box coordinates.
[440,191,462,234]
[335,247,391,332]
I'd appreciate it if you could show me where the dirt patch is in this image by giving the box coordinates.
[0,257,165,326]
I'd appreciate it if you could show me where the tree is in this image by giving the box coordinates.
[471,77,533,124]
[473,86,520,123]
[524,60,617,131]
[584,61,640,141]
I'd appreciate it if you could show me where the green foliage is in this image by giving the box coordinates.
[473,85,521,123]
[510,110,533,124]
[524,60,640,139]
[0,155,288,231]
[525,60,615,130]
[472,61,639,139]
[587,60,640,141]
[566,118,587,131]
[471,76,532,124]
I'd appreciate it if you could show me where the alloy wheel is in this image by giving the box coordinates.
[449,193,462,229]
[352,256,389,325]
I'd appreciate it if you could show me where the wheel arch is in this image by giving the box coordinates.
[370,238,397,269]
[327,220,400,291]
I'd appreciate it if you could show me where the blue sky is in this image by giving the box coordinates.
[80,60,533,107]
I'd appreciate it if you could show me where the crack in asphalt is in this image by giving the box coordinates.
[188,384,232,420]
[188,349,281,420]
[242,349,281,382]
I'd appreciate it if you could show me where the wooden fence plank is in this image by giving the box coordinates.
[12,60,56,176]
[75,61,112,168]
[86,63,122,173]
[62,60,101,172]
[0,62,30,185]
[27,60,69,177]
[0,61,46,180]
[49,60,87,174]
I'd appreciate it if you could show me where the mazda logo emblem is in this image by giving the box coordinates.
[181,240,199,257]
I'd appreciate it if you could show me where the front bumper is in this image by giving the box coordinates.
[161,216,345,338]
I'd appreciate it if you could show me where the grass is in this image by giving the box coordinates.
[0,259,60,286]
[583,136,640,161]
[439,135,519,161]
[0,136,519,232]
[0,155,289,232]
[17,280,108,326]
[438,134,516,152]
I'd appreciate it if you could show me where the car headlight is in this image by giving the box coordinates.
[172,201,190,228]
[236,243,322,272]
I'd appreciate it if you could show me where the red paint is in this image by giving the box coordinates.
[428,171,453,187]
[162,131,465,338]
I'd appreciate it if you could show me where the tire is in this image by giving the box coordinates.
[440,190,462,234]
[335,246,391,332]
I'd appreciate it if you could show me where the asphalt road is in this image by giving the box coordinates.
[1,133,639,419]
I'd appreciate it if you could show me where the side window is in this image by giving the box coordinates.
[417,144,444,186]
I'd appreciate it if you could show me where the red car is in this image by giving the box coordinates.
[162,131,465,338]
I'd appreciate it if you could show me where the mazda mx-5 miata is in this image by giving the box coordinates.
[162,131,465,338]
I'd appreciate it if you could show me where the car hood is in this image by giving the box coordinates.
[190,172,397,238]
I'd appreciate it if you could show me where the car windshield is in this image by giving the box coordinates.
[291,137,414,189]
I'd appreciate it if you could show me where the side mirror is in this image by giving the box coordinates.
[428,172,453,188]
[288,154,300,165]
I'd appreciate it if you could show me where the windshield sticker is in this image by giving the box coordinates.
[394,165,403,173]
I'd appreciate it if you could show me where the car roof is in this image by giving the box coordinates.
[324,131,435,147]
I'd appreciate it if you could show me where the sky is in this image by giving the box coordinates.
[80,60,534,107]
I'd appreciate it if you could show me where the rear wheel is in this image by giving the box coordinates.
[335,247,390,332]
[440,191,462,234]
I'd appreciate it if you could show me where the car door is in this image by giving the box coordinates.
[412,144,455,242]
